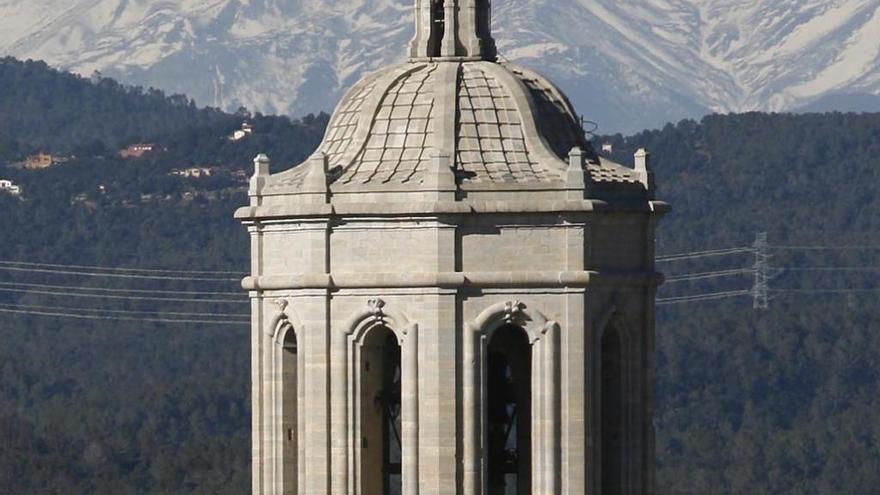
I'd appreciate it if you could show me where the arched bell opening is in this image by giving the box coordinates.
[281,329,299,494]
[360,326,403,495]
[474,0,490,40]
[601,323,625,495]
[429,0,445,57]
[486,324,532,495]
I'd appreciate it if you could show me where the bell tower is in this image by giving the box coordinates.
[238,1,666,494]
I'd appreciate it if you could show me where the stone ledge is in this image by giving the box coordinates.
[235,200,669,221]
[242,270,664,290]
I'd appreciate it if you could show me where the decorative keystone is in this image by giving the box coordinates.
[368,298,386,315]
[503,300,527,323]
[634,148,655,197]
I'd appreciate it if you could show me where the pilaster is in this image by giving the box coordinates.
[300,290,332,494]
[419,214,458,493]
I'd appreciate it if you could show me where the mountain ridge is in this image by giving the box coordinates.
[1,0,878,133]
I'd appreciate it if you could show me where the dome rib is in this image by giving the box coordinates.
[456,62,558,184]
[478,62,570,179]
[338,64,438,185]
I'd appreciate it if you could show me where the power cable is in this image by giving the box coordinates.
[665,268,753,283]
[0,286,247,304]
[770,245,880,251]
[656,247,753,262]
[770,288,880,294]
[0,302,249,320]
[0,307,249,326]
[776,267,880,272]
[0,281,244,297]
[0,265,241,282]
[0,259,245,275]
[657,290,752,306]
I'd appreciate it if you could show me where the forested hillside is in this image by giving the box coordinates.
[606,114,880,493]
[1,58,878,494]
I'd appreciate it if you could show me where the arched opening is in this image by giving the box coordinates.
[281,329,298,494]
[430,0,445,57]
[474,0,490,39]
[487,324,532,494]
[360,326,402,495]
[601,324,624,495]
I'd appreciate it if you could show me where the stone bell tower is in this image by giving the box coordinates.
[236,0,668,493]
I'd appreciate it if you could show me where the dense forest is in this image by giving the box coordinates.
[1,57,879,494]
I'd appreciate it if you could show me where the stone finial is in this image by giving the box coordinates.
[566,147,587,198]
[304,152,329,187]
[303,152,331,202]
[249,153,270,200]
[634,148,655,196]
[254,154,270,176]
[409,0,497,60]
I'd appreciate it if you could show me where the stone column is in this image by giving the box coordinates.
[543,324,559,495]
[249,225,265,494]
[266,308,280,493]
[297,327,306,493]
[441,0,458,56]
[531,335,544,493]
[419,291,458,494]
[301,292,331,494]
[462,323,480,495]
[557,221,592,494]
[331,328,348,494]
[402,324,420,494]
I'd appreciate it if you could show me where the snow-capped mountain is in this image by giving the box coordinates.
[1,0,878,133]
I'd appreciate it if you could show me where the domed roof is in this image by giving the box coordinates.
[261,0,645,198]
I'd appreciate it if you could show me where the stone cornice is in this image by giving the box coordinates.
[241,270,664,291]
[235,200,670,221]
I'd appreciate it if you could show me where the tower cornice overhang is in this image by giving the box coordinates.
[235,200,670,222]
[241,270,665,292]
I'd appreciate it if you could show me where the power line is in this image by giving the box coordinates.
[0,302,249,320]
[0,259,246,275]
[0,281,244,297]
[777,267,880,272]
[657,290,752,306]
[770,288,880,294]
[0,264,241,282]
[0,287,247,304]
[665,268,753,283]
[0,307,249,326]
[770,245,880,251]
[656,247,753,263]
